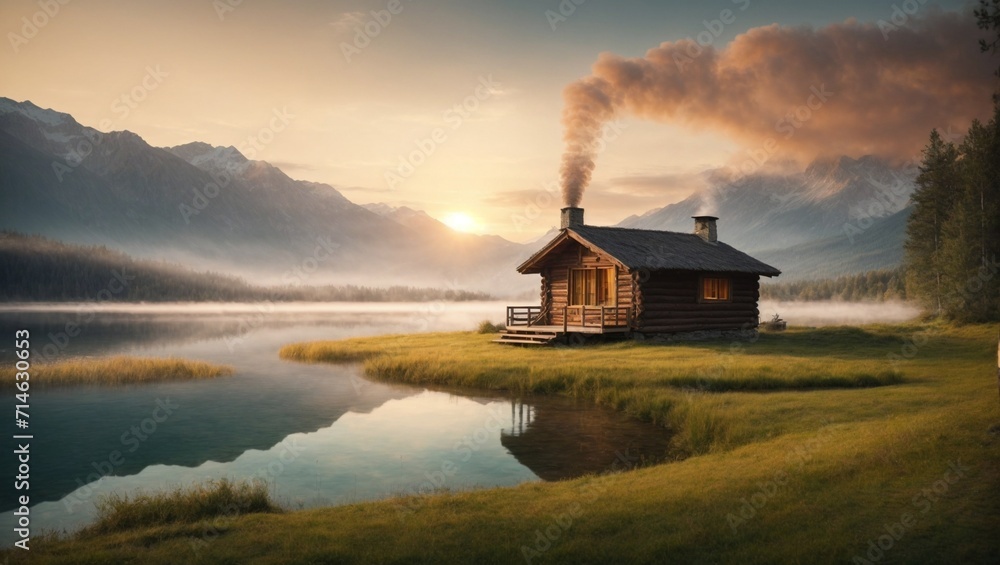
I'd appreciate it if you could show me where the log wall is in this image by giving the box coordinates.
[541,243,633,326]
[635,271,760,333]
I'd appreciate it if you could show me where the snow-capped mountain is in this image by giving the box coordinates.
[0,97,532,291]
[0,96,913,286]
[618,155,914,279]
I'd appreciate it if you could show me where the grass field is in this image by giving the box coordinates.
[7,323,999,564]
[85,479,282,535]
[1,355,234,388]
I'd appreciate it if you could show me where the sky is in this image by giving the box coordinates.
[1,0,993,242]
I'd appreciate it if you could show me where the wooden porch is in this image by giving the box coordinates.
[494,305,632,345]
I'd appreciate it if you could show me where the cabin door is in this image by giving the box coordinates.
[568,267,616,325]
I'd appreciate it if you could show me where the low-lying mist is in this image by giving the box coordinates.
[0,301,509,315]
[758,300,920,327]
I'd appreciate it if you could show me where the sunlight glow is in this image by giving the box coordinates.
[442,212,479,233]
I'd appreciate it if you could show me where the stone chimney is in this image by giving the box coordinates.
[692,215,718,243]
[561,207,584,229]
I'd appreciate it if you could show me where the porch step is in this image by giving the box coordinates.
[503,327,558,337]
[493,328,559,346]
[493,337,553,345]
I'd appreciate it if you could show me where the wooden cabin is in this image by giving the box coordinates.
[497,208,780,345]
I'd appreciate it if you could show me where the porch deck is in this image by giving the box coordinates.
[508,324,631,334]
[494,305,632,345]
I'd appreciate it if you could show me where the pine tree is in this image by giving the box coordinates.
[904,130,960,314]
[940,105,1000,321]
[976,0,1000,79]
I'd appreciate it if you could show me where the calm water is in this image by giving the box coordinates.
[0,302,671,541]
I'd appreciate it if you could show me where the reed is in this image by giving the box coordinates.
[1,356,234,388]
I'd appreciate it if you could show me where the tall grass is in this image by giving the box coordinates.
[0,356,234,388]
[476,320,505,334]
[87,479,282,534]
[280,328,909,455]
[10,324,998,564]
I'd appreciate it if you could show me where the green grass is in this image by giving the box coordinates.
[476,319,506,334]
[8,323,1000,564]
[1,355,234,388]
[280,325,910,455]
[86,479,282,534]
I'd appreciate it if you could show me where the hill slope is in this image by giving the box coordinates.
[618,156,913,279]
[0,232,492,302]
[0,98,532,292]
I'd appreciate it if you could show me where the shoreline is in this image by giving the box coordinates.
[7,321,998,564]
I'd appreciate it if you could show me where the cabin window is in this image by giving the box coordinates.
[701,277,731,301]
[570,268,616,306]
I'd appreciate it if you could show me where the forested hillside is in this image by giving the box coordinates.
[759,269,907,302]
[0,232,492,302]
[903,104,1000,322]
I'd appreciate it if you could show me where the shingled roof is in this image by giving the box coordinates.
[517,225,781,276]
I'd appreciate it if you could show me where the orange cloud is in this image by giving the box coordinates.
[560,9,996,206]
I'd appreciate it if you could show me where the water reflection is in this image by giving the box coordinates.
[501,398,669,481]
[0,303,671,541]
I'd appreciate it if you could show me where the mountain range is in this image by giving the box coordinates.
[0,97,913,291]
[618,156,914,280]
[0,97,528,292]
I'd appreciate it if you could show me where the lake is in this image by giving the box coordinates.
[0,301,673,542]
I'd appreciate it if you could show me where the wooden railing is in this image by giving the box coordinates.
[506,306,544,327]
[507,305,632,332]
[561,306,631,332]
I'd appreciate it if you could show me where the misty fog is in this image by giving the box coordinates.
[758,300,920,327]
[0,300,921,327]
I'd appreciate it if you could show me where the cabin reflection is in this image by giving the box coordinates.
[499,398,672,481]
[511,399,535,434]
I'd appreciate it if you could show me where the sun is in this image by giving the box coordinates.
[442,212,479,233]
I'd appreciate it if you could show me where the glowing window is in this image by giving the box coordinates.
[702,277,731,301]
[570,268,616,306]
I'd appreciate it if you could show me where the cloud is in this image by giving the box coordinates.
[484,172,702,226]
[604,172,708,199]
[559,8,997,207]
[268,160,316,172]
[337,184,394,194]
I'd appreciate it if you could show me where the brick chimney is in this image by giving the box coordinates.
[561,207,584,229]
[692,215,718,243]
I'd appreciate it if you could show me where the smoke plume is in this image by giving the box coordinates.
[559,9,995,207]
